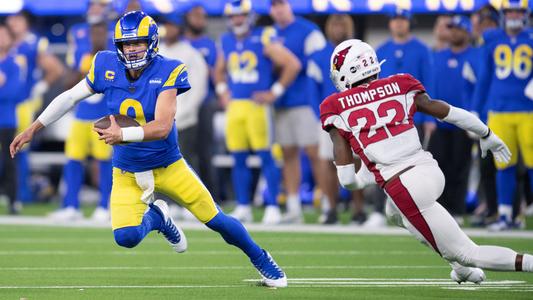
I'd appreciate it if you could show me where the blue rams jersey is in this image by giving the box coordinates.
[275,17,326,108]
[67,23,115,121]
[186,35,217,102]
[307,42,336,117]
[432,47,477,129]
[85,51,191,172]
[472,28,533,113]
[0,54,23,128]
[220,26,276,100]
[12,32,47,101]
[376,37,434,124]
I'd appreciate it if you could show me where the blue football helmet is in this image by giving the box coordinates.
[114,11,159,70]
[500,0,530,29]
[224,0,256,35]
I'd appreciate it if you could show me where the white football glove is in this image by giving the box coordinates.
[479,130,511,164]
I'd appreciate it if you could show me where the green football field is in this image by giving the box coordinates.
[1,225,532,300]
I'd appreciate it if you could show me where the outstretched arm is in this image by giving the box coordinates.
[329,128,366,190]
[414,92,511,163]
[10,79,94,158]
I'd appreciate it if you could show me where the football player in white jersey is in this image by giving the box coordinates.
[320,39,533,283]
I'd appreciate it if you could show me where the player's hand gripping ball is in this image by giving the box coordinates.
[93,114,140,145]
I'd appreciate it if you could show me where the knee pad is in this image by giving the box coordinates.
[113,227,142,248]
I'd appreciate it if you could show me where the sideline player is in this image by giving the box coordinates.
[11,11,287,288]
[472,0,533,230]
[215,0,301,224]
[321,39,533,283]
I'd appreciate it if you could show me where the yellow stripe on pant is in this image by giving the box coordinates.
[65,120,112,161]
[487,112,533,169]
[110,158,219,230]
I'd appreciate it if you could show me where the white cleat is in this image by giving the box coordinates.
[229,205,253,223]
[262,206,282,225]
[525,203,533,217]
[151,200,187,253]
[362,212,387,228]
[252,250,288,288]
[451,267,486,284]
[48,207,83,221]
[90,207,110,222]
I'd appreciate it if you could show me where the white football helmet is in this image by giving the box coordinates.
[330,39,384,92]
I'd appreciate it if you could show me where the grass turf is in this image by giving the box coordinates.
[0,225,532,299]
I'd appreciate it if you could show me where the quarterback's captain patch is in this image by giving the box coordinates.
[105,70,115,80]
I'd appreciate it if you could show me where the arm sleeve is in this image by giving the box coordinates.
[442,105,489,137]
[37,79,94,126]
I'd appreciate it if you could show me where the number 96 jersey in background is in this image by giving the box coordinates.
[319,74,435,187]
[85,50,191,172]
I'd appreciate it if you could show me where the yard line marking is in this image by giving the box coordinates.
[2,216,533,239]
[0,250,432,256]
[0,285,242,289]
[0,265,449,271]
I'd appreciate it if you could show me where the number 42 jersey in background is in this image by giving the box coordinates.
[319,74,435,187]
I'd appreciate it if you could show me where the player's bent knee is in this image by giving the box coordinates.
[113,227,143,248]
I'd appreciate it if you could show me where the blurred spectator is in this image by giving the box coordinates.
[270,0,326,223]
[48,3,114,222]
[433,15,452,50]
[472,1,533,230]
[183,3,219,196]
[469,4,500,226]
[6,10,64,205]
[429,15,476,222]
[314,14,365,225]
[160,14,208,175]
[215,0,300,224]
[0,24,23,214]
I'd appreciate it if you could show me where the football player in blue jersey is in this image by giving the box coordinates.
[48,0,115,222]
[472,0,533,230]
[11,11,287,288]
[270,0,327,223]
[0,24,24,215]
[6,10,64,211]
[215,0,301,224]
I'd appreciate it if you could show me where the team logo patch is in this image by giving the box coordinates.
[105,70,115,81]
[333,46,351,71]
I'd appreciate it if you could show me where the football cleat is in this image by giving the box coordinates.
[229,205,253,223]
[262,206,282,225]
[451,267,486,284]
[362,212,387,228]
[252,250,287,288]
[90,207,110,222]
[48,207,83,221]
[150,200,187,253]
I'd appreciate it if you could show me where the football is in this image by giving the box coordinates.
[93,114,140,135]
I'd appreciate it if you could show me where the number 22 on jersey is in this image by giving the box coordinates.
[348,98,412,148]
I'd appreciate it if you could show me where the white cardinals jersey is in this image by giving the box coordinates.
[320,73,435,187]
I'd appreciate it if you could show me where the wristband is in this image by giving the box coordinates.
[481,128,491,140]
[215,82,228,96]
[271,82,285,98]
[121,127,144,142]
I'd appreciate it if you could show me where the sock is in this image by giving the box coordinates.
[205,211,262,260]
[498,204,513,222]
[16,150,32,202]
[529,169,533,193]
[521,254,533,272]
[98,160,112,209]
[287,194,301,214]
[257,150,280,206]
[63,160,84,209]
[232,152,252,205]
[113,207,162,248]
[496,166,516,207]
